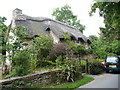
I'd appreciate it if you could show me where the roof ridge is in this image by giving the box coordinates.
[19,14,78,30]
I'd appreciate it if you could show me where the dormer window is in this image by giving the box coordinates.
[78,37,84,44]
[87,39,91,44]
[46,27,50,31]
[70,35,76,41]
[60,38,64,42]
[34,35,39,38]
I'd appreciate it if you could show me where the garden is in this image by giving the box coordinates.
[0,25,105,88]
[1,1,119,88]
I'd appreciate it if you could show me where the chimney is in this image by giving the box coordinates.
[13,8,22,17]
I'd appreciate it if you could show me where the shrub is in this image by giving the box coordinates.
[88,60,105,75]
[58,59,82,83]
[49,43,69,61]
[31,34,53,67]
[12,50,31,76]
[81,65,86,73]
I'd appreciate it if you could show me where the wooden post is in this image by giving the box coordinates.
[86,59,88,73]
[78,54,81,65]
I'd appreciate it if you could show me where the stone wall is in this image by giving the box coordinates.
[0,69,62,88]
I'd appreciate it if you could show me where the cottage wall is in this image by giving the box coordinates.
[50,31,60,44]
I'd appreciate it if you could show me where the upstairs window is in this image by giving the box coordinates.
[46,27,50,31]
[60,38,64,42]
[70,35,76,41]
[78,38,84,44]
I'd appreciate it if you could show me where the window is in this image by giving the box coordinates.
[60,38,64,42]
[70,35,76,41]
[78,38,84,44]
[46,27,50,31]
[106,57,118,63]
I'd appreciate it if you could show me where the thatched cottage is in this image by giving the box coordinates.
[8,8,90,49]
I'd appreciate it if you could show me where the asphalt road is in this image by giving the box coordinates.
[79,73,120,88]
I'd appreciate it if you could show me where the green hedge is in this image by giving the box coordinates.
[88,60,105,75]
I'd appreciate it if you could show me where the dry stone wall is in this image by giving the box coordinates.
[0,69,62,89]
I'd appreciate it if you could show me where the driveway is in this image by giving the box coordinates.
[78,73,120,88]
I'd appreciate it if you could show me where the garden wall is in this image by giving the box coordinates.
[0,69,62,89]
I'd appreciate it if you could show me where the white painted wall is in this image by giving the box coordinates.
[50,31,60,44]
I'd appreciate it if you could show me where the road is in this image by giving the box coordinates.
[79,73,120,88]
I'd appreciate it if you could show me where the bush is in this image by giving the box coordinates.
[12,50,31,76]
[81,65,86,73]
[49,43,69,61]
[88,60,105,75]
[31,34,53,67]
[58,59,82,82]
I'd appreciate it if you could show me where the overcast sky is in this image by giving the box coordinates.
[0,0,105,37]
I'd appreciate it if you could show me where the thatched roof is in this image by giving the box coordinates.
[11,8,90,43]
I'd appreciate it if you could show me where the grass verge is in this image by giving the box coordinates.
[43,76,94,89]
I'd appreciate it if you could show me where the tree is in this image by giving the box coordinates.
[7,26,29,58]
[0,17,7,55]
[31,34,53,67]
[52,4,85,33]
[90,2,120,31]
[12,50,31,76]
[90,2,120,56]
[89,35,98,42]
[0,17,8,75]
[5,26,30,76]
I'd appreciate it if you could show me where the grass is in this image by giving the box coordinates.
[43,76,94,89]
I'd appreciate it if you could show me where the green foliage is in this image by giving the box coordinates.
[89,35,98,42]
[111,40,120,55]
[50,43,83,83]
[11,50,31,76]
[90,2,120,30]
[88,60,105,75]
[9,76,94,89]
[10,81,26,88]
[90,36,117,59]
[55,56,63,68]
[49,43,69,61]
[44,76,94,88]
[7,26,29,57]
[54,76,94,88]
[11,26,29,39]
[31,34,53,67]
[30,59,37,73]
[90,2,120,56]
[0,16,7,55]
[5,26,31,76]
[52,4,85,33]
[64,32,71,41]
[75,45,87,55]
[59,59,81,82]
[64,32,88,56]
[9,80,37,88]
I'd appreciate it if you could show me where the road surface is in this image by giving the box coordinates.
[79,73,120,88]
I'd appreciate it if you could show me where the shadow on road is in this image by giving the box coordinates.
[106,71,120,74]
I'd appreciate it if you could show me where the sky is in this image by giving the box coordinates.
[0,0,105,37]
